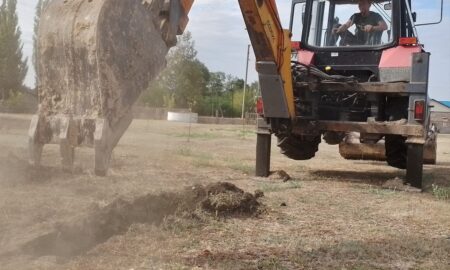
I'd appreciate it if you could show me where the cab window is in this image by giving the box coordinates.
[306,0,393,47]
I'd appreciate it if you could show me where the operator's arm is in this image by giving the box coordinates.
[335,19,353,33]
[364,20,388,32]
[378,20,388,31]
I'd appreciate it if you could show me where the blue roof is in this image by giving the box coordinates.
[441,101,450,108]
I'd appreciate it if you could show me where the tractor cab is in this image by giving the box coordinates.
[289,0,420,82]
[291,0,417,50]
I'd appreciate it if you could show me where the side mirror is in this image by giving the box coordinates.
[412,12,417,23]
[384,3,392,10]
[416,0,444,26]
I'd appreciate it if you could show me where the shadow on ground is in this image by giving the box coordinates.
[309,169,400,185]
[308,163,450,191]
[182,236,450,270]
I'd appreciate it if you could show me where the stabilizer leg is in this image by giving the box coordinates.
[406,143,424,189]
[256,132,271,177]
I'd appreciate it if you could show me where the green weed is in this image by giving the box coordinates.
[174,132,220,140]
[228,162,254,175]
[176,146,192,157]
[432,184,450,200]
[256,256,287,270]
[365,185,397,196]
[258,181,302,193]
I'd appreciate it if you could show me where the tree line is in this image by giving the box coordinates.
[139,32,260,117]
[1,0,259,117]
[0,0,47,102]
[0,0,27,100]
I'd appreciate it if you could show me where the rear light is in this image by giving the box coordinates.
[256,96,264,116]
[399,37,418,46]
[414,100,425,121]
[291,41,301,50]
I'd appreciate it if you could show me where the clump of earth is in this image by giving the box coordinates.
[22,182,264,258]
[201,182,263,216]
[269,170,291,182]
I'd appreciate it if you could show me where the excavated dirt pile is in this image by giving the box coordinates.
[22,182,263,258]
[201,182,262,215]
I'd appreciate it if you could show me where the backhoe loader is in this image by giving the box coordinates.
[31,0,441,188]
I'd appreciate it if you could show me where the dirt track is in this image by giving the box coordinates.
[0,114,449,269]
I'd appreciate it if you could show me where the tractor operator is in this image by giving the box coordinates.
[334,0,388,45]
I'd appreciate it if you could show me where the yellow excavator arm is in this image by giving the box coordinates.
[238,0,295,119]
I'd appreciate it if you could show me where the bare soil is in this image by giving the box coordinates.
[20,182,262,259]
[0,113,449,269]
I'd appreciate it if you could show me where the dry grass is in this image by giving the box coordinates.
[0,115,449,270]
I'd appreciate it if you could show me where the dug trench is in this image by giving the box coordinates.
[20,182,264,259]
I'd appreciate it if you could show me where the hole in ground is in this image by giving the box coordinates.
[21,182,263,258]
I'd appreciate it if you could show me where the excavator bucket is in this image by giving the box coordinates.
[29,0,193,175]
[339,132,437,164]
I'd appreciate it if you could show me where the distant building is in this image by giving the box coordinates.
[430,99,450,134]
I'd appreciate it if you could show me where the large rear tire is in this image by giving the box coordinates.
[276,133,321,160]
[385,135,407,169]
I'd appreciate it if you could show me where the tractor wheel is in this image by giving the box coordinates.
[276,133,321,160]
[323,131,345,145]
[385,135,407,169]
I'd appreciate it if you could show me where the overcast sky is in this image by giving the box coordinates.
[17,0,449,100]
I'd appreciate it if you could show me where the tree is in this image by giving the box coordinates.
[138,32,256,117]
[0,0,28,100]
[33,0,49,85]
[236,80,259,116]
[140,31,210,111]
[220,76,245,117]
[205,72,226,116]
[0,2,6,99]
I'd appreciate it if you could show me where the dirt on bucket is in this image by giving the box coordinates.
[21,182,264,258]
